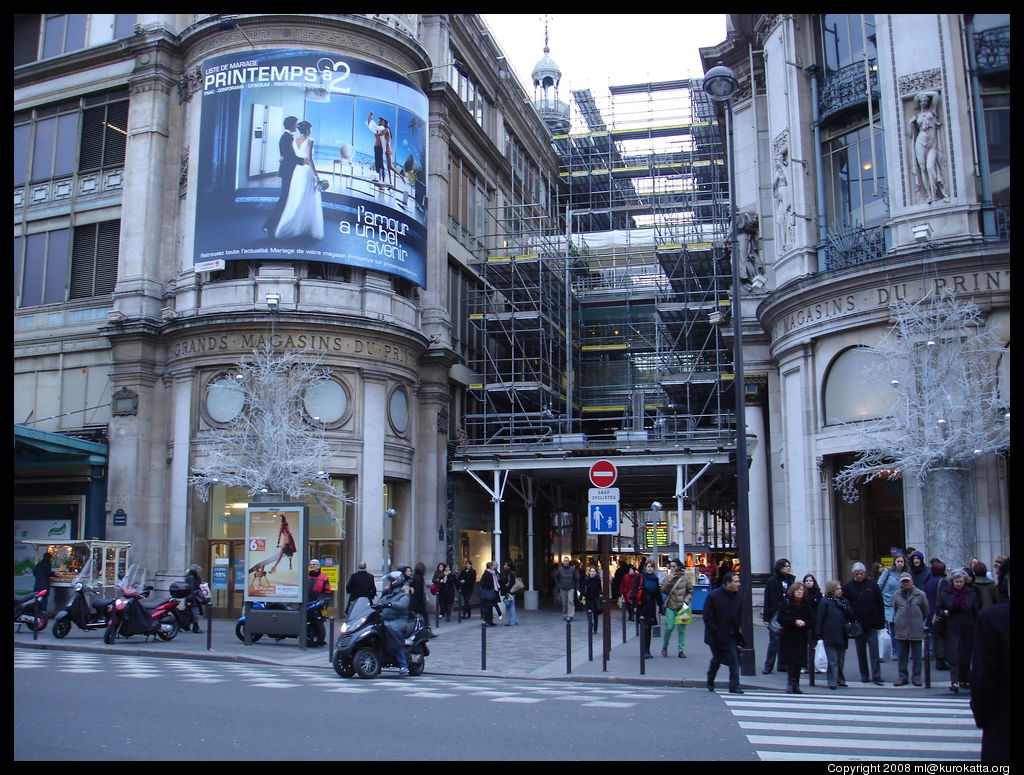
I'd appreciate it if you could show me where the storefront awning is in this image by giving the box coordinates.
[14,425,108,468]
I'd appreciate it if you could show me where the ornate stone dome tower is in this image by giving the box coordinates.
[531,22,570,134]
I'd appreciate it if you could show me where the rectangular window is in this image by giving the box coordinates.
[823,121,887,230]
[984,93,1009,205]
[14,14,135,65]
[14,91,128,191]
[41,14,88,60]
[13,15,42,67]
[16,229,70,308]
[14,220,119,308]
[70,220,121,299]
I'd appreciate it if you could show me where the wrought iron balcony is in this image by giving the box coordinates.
[974,25,1010,75]
[823,223,888,271]
[819,60,880,124]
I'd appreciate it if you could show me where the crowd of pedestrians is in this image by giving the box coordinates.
[742,550,1011,699]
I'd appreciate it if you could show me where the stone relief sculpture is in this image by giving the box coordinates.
[772,146,795,252]
[735,210,764,285]
[907,91,947,204]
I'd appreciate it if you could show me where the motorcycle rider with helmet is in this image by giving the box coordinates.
[380,566,413,675]
[184,563,205,634]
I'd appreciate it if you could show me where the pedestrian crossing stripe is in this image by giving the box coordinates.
[730,690,971,705]
[724,700,970,715]
[737,721,980,738]
[756,753,968,762]
[730,709,973,726]
[745,736,978,754]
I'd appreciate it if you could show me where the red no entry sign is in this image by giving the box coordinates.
[589,459,618,488]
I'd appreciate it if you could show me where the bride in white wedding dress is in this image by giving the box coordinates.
[274,120,324,240]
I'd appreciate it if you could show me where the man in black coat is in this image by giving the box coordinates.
[970,558,1009,761]
[843,561,885,684]
[344,561,376,614]
[261,115,300,238]
[762,557,795,673]
[703,571,745,694]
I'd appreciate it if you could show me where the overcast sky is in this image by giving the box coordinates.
[482,14,727,98]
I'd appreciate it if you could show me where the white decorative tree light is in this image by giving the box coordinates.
[189,344,353,518]
[834,291,1009,566]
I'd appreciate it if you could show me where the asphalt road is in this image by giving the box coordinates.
[14,649,756,761]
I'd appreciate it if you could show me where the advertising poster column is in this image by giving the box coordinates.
[244,504,309,645]
[194,49,428,288]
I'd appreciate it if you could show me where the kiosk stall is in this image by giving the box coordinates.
[22,540,131,614]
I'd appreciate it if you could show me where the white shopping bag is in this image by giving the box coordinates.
[814,639,828,673]
[878,628,893,661]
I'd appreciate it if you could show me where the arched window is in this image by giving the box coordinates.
[823,346,899,425]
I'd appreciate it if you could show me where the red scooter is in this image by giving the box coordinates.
[13,589,48,632]
[103,565,186,644]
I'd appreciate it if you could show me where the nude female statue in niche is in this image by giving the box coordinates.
[908,91,946,204]
[772,149,795,252]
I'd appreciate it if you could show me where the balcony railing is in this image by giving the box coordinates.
[975,25,1010,75]
[823,223,888,271]
[819,60,880,124]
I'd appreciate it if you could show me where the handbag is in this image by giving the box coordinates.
[768,611,783,634]
[510,578,525,594]
[480,586,498,603]
[844,618,864,639]
[429,583,439,596]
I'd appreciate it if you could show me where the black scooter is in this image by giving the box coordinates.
[51,559,113,638]
[332,596,432,679]
[235,598,328,647]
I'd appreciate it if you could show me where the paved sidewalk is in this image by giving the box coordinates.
[14,604,943,692]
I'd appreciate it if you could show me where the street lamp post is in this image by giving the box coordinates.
[703,63,755,676]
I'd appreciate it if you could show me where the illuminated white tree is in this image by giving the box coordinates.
[834,291,1009,567]
[188,344,353,519]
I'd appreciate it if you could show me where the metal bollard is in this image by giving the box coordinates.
[587,612,594,661]
[207,604,213,651]
[566,618,572,674]
[33,596,41,641]
[807,640,815,686]
[622,602,627,644]
[481,622,487,671]
[924,631,931,689]
[639,618,647,675]
[328,617,334,663]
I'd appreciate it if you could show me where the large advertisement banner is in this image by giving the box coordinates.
[194,49,428,287]
[244,505,306,603]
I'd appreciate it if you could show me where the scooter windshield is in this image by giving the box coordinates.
[347,597,373,623]
[117,564,148,594]
[73,558,96,588]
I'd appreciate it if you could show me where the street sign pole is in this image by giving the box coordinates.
[601,533,611,670]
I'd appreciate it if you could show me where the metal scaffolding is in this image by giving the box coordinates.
[459,78,735,469]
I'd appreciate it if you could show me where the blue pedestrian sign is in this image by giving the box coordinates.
[588,502,619,534]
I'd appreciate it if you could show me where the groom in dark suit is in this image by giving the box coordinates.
[262,115,299,239]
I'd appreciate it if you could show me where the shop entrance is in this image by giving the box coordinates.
[208,540,245,619]
[831,455,905,573]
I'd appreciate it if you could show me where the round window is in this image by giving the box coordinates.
[205,376,245,423]
[303,379,348,424]
[388,387,409,434]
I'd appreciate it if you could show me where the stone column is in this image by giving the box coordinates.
[361,374,387,579]
[746,399,771,578]
[166,369,193,575]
